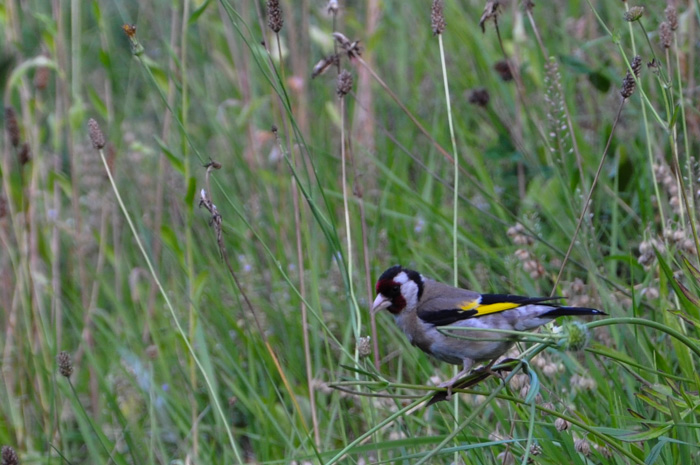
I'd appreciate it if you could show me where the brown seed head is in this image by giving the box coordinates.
[620,55,641,99]
[1,446,19,465]
[336,69,353,97]
[659,21,672,49]
[623,6,645,22]
[468,88,490,107]
[34,63,50,90]
[523,0,535,11]
[57,351,73,378]
[87,118,106,150]
[665,5,678,31]
[431,0,446,35]
[4,106,20,148]
[18,143,31,166]
[267,0,283,33]
[494,60,513,81]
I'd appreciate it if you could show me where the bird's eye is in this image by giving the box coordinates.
[391,285,400,293]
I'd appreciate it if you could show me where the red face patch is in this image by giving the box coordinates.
[375,279,406,314]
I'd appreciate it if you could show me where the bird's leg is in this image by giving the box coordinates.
[438,359,474,400]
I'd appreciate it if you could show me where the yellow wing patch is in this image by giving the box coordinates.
[459,300,480,311]
[462,301,521,316]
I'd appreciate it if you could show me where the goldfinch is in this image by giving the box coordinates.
[371,265,606,396]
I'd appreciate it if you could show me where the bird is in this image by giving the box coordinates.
[371,265,606,398]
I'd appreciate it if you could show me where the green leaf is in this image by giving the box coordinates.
[188,0,213,24]
[597,425,672,442]
[559,55,593,74]
[154,136,184,174]
[87,86,107,120]
[668,103,681,129]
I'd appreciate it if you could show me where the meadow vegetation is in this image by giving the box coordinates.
[1,0,700,463]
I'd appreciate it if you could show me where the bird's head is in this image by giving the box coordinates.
[371,265,424,315]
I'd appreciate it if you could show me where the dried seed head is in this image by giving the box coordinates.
[57,351,73,378]
[431,0,446,35]
[596,444,613,459]
[479,1,501,33]
[494,60,513,81]
[5,106,20,148]
[468,88,490,107]
[623,6,645,22]
[659,21,672,49]
[523,0,535,11]
[311,54,339,79]
[555,417,570,431]
[540,402,555,414]
[336,69,353,97]
[1,446,19,465]
[87,118,106,150]
[620,55,641,99]
[18,143,31,166]
[357,336,372,358]
[496,451,515,465]
[267,0,283,33]
[122,24,137,39]
[574,438,591,456]
[332,32,362,59]
[665,5,678,31]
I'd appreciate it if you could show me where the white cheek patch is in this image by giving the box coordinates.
[400,279,420,310]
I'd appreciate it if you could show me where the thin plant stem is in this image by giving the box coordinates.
[552,100,625,294]
[340,96,362,364]
[272,23,320,445]
[96,145,245,463]
[437,28,462,463]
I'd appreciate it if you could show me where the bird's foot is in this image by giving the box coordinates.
[437,379,456,400]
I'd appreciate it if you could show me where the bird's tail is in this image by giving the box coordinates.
[540,307,607,318]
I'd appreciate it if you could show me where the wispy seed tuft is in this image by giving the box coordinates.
[267,0,283,33]
[620,55,642,99]
[87,118,106,150]
[431,0,446,35]
[57,351,73,378]
[336,70,353,97]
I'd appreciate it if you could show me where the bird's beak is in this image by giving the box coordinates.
[371,294,390,315]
